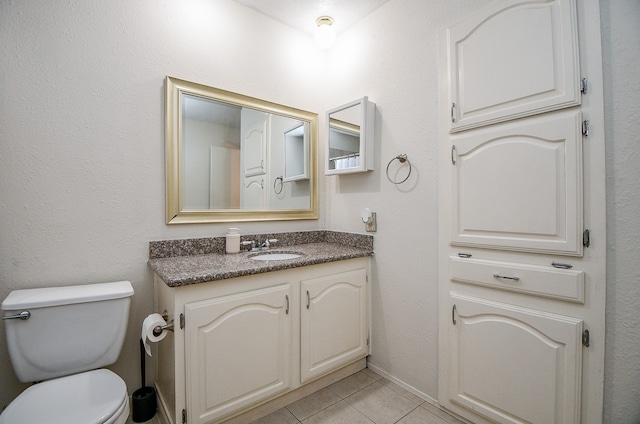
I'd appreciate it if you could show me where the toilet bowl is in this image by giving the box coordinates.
[0,281,135,424]
[0,369,129,424]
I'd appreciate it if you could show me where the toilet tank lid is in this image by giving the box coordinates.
[1,281,134,310]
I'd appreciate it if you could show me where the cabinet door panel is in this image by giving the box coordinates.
[449,294,582,424]
[448,0,580,132]
[451,111,583,255]
[185,284,291,424]
[301,269,368,383]
[242,117,268,177]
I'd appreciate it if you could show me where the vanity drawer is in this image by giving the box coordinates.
[450,256,584,303]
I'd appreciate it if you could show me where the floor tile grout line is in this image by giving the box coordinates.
[392,404,423,424]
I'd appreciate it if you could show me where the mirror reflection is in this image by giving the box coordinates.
[326,97,374,175]
[166,77,318,223]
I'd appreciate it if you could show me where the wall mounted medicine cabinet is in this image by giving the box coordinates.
[325,97,375,175]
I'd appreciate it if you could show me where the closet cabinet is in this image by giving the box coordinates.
[154,258,369,424]
[447,0,581,132]
[440,0,606,422]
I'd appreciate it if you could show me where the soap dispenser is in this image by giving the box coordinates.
[225,228,240,254]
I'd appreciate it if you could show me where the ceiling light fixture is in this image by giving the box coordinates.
[315,16,336,49]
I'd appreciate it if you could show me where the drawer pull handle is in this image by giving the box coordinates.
[552,261,573,269]
[493,274,520,281]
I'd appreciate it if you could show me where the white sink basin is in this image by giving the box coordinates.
[249,252,302,261]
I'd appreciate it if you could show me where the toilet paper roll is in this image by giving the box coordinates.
[141,313,167,356]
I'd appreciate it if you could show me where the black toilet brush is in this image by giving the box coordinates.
[132,338,157,422]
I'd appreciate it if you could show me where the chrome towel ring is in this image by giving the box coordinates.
[386,154,412,185]
[273,176,284,194]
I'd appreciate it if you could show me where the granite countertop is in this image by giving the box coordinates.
[148,231,373,288]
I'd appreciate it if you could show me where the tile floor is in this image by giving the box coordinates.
[127,368,467,424]
[249,368,467,424]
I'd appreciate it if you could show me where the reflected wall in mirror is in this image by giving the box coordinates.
[166,76,318,223]
[326,97,375,175]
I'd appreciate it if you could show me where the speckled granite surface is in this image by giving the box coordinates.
[148,231,373,287]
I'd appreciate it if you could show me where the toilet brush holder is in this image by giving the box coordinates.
[132,339,157,422]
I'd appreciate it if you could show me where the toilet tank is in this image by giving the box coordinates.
[1,281,134,383]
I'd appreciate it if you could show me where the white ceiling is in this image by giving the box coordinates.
[232,0,390,35]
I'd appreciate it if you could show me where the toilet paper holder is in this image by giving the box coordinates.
[152,310,174,337]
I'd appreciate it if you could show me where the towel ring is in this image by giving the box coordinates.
[386,154,412,185]
[273,176,284,194]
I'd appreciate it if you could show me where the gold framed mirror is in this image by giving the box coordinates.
[165,76,318,224]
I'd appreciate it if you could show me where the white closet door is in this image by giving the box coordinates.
[449,294,583,424]
[451,111,583,255]
[448,0,580,132]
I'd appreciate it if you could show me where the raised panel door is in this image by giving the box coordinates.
[449,294,583,424]
[242,118,268,177]
[448,0,580,132]
[451,111,583,255]
[184,284,292,424]
[300,268,368,383]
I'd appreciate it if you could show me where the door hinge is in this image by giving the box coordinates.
[180,313,185,329]
[582,120,590,137]
[182,408,187,423]
[367,336,370,347]
[582,329,590,347]
[580,77,588,94]
[583,229,591,248]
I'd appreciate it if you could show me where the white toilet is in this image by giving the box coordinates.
[0,280,134,424]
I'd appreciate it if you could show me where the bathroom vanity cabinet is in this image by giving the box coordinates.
[153,257,369,424]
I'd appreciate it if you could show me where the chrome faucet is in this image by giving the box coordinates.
[262,238,278,249]
[242,239,279,251]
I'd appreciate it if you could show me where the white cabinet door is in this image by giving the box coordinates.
[451,111,583,255]
[242,117,268,177]
[300,268,368,383]
[241,176,265,209]
[184,284,292,424]
[448,0,580,132]
[448,294,583,424]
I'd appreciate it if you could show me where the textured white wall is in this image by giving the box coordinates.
[600,1,640,422]
[0,0,638,422]
[0,0,325,409]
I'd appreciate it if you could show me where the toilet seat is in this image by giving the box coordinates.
[0,369,129,424]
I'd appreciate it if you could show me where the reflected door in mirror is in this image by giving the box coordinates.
[165,76,318,223]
